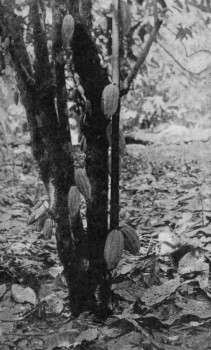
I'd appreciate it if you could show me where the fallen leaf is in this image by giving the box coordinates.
[11,284,36,305]
[141,277,181,306]
[75,328,98,344]
[0,284,6,298]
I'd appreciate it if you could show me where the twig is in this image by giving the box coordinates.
[158,41,211,76]
[181,41,211,58]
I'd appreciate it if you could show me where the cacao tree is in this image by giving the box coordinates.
[0,0,163,317]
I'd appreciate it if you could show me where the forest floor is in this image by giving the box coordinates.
[0,125,211,350]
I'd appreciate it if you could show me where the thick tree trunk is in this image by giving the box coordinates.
[1,0,112,316]
[70,0,111,314]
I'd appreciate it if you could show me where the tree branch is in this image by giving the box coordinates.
[181,41,211,58]
[121,19,162,96]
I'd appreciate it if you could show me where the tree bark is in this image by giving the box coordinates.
[1,1,89,316]
[69,0,112,315]
[110,0,120,231]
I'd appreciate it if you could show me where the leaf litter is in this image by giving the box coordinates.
[1,129,211,349]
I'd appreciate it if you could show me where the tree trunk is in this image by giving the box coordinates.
[1,0,111,317]
[110,0,120,230]
[69,0,111,315]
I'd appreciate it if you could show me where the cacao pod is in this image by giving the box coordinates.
[120,223,140,255]
[108,154,122,176]
[120,1,131,35]
[104,230,124,270]
[68,185,81,219]
[14,90,19,105]
[106,123,126,155]
[61,14,75,48]
[74,168,91,201]
[42,218,53,240]
[101,84,119,119]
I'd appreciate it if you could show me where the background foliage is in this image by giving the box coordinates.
[1,0,211,140]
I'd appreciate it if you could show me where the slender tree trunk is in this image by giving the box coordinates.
[110,0,120,230]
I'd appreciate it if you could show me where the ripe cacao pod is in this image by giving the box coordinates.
[120,223,140,255]
[120,1,131,35]
[42,218,53,240]
[68,185,81,219]
[108,154,122,176]
[14,90,19,105]
[61,14,75,48]
[106,123,126,155]
[74,168,91,201]
[104,230,124,270]
[101,84,119,119]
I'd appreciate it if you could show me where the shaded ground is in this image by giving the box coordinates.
[0,126,211,350]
